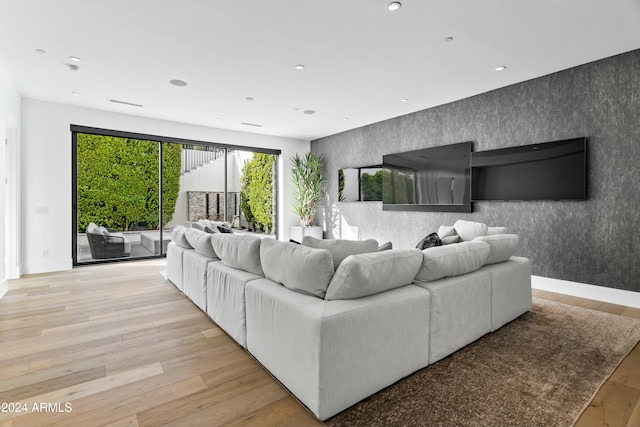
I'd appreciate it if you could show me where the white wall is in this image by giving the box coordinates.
[21,98,309,274]
[168,151,244,227]
[0,64,21,298]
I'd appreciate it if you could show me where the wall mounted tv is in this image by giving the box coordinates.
[382,141,473,212]
[471,137,587,201]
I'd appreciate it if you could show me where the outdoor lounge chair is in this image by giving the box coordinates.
[86,222,131,259]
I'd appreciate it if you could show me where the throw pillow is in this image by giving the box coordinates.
[210,234,263,276]
[301,236,379,270]
[416,232,443,250]
[377,241,393,251]
[441,235,460,245]
[437,225,456,238]
[260,239,334,298]
[453,219,488,241]
[217,224,233,233]
[325,249,423,300]
[190,221,205,231]
[473,234,519,265]
[414,240,490,282]
[203,225,220,234]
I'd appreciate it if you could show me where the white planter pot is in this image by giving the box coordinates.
[290,225,323,243]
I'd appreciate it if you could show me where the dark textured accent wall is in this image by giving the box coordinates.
[312,49,640,293]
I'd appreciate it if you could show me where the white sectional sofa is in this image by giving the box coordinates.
[165,220,531,421]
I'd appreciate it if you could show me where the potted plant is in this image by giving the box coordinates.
[290,152,325,242]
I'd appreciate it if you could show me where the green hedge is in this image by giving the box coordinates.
[77,134,181,232]
[240,153,276,232]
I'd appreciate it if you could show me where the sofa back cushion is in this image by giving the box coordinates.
[487,226,508,235]
[260,239,334,298]
[170,226,193,249]
[325,249,423,301]
[184,228,217,258]
[473,234,519,265]
[414,241,490,283]
[301,236,379,270]
[211,234,263,276]
[453,219,488,241]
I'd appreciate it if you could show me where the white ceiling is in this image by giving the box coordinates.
[1,0,639,141]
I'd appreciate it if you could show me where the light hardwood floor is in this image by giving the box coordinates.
[0,260,638,427]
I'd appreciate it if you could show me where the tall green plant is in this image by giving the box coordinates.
[240,153,276,232]
[291,152,325,227]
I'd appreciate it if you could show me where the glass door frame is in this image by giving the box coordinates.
[71,125,281,266]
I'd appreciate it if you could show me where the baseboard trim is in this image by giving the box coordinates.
[22,259,73,275]
[532,275,640,309]
[0,279,7,299]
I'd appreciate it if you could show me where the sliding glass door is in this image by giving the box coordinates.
[75,134,165,263]
[72,126,280,265]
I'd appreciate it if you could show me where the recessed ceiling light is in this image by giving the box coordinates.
[303,110,316,115]
[215,117,222,121]
[400,98,408,103]
[295,64,305,70]
[170,79,188,87]
[71,92,81,96]
[35,49,46,54]
[69,56,81,62]
[245,97,254,101]
[444,36,454,42]
[343,118,349,121]
[387,2,402,12]
[495,65,507,71]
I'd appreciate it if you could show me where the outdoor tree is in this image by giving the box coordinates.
[240,153,276,233]
[77,134,181,232]
[361,170,383,201]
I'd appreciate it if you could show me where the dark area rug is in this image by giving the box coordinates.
[324,298,640,427]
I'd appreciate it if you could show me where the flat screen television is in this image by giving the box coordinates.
[382,141,472,212]
[471,137,587,201]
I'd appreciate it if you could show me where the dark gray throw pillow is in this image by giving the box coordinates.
[416,232,443,250]
[217,224,233,233]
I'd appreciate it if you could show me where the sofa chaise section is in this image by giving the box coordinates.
[246,279,430,421]
[246,242,429,420]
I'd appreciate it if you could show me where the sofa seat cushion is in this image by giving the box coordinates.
[483,257,532,331]
[301,236,379,270]
[210,234,263,276]
[184,228,217,258]
[325,249,423,300]
[260,239,334,298]
[206,262,263,348]
[182,250,218,312]
[453,219,488,241]
[473,234,520,265]
[166,242,188,291]
[415,241,490,283]
[415,269,492,363]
